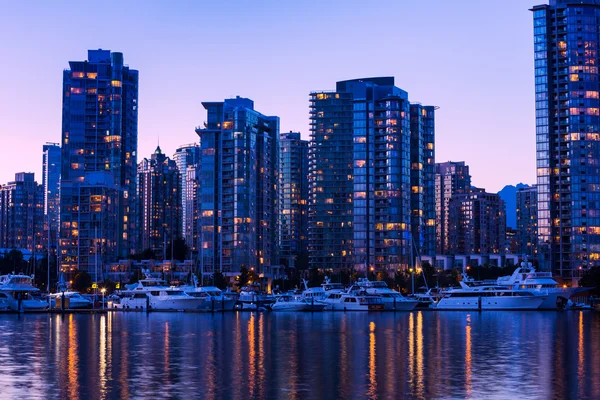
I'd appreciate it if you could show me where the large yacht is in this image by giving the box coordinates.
[433,285,547,310]
[270,294,326,312]
[180,276,237,311]
[300,277,346,301]
[354,278,419,311]
[0,274,47,312]
[496,261,589,309]
[119,286,212,311]
[321,292,385,311]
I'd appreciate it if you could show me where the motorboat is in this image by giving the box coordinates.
[118,287,211,311]
[0,292,10,310]
[300,277,346,301]
[270,294,326,312]
[496,260,590,309]
[237,283,275,309]
[355,278,419,311]
[48,274,93,309]
[432,285,547,310]
[0,274,48,312]
[49,291,93,309]
[180,276,237,311]
[321,292,385,311]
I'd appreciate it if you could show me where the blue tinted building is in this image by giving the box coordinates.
[532,1,600,278]
[173,143,201,245]
[195,97,279,277]
[42,142,61,249]
[309,78,435,274]
[59,49,138,274]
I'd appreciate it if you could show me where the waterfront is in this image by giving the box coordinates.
[0,312,598,399]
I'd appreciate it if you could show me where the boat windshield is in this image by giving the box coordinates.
[7,277,32,285]
[166,291,184,296]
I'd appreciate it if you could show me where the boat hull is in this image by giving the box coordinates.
[382,300,419,311]
[434,296,546,310]
[149,297,212,311]
[271,303,325,312]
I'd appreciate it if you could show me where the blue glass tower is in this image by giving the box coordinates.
[59,49,138,274]
[532,1,600,278]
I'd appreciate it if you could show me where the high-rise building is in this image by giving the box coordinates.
[310,77,435,274]
[410,104,436,258]
[0,173,44,252]
[59,49,138,274]
[532,1,600,277]
[279,132,309,270]
[173,143,200,245]
[137,147,181,255]
[449,187,506,255]
[42,142,61,249]
[517,185,538,258]
[195,97,279,277]
[435,162,471,254]
[185,165,201,253]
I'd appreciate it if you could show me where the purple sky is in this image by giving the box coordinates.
[0,0,537,192]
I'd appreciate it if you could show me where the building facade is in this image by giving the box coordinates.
[279,132,309,270]
[517,185,538,259]
[59,49,138,274]
[137,147,181,256]
[448,187,506,255]
[310,77,435,274]
[173,143,200,245]
[195,97,279,277]
[435,161,471,254]
[410,104,436,258]
[0,173,44,253]
[532,1,600,277]
[42,142,61,249]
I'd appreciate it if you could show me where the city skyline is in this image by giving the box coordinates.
[0,0,535,192]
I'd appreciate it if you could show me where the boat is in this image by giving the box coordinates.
[48,275,93,309]
[180,276,237,311]
[321,291,385,311]
[0,274,48,312]
[237,283,276,309]
[0,292,10,310]
[270,294,326,312]
[496,260,590,310]
[118,286,212,311]
[432,285,547,310]
[300,277,346,301]
[355,278,419,311]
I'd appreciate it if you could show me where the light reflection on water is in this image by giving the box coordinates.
[0,311,598,399]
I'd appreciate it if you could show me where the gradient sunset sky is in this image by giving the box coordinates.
[0,0,536,192]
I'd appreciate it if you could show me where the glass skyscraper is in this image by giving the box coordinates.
[517,185,538,258]
[195,97,279,278]
[279,132,309,270]
[137,147,181,256]
[435,161,471,254]
[42,142,61,249]
[59,49,138,274]
[173,143,200,245]
[532,1,600,277]
[310,77,435,274]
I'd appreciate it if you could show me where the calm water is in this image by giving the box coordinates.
[0,311,598,400]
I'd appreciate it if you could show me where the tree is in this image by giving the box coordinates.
[71,270,93,293]
[237,267,259,288]
[102,278,117,295]
[166,238,189,262]
[580,267,600,296]
[0,249,25,275]
[130,248,155,261]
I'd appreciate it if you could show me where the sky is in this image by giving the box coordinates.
[0,0,538,192]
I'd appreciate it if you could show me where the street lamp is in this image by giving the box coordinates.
[100,288,106,309]
[409,268,415,294]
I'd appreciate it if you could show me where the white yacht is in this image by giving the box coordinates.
[270,294,326,312]
[0,274,47,312]
[433,285,547,310]
[355,278,419,311]
[180,277,237,311]
[49,291,93,309]
[119,286,211,311]
[496,261,589,309]
[237,283,276,309]
[0,292,10,310]
[321,292,385,311]
[49,275,93,309]
[300,277,346,301]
